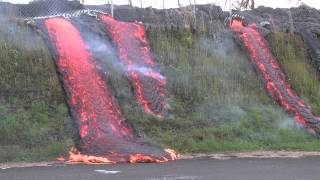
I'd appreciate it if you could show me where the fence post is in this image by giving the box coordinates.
[111,0,114,17]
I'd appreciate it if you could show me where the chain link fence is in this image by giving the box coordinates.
[0,0,112,17]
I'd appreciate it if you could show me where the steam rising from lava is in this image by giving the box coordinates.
[230,19,320,135]
[100,15,169,118]
[39,16,177,164]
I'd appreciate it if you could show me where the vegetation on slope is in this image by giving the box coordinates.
[0,17,72,162]
[267,32,320,116]
[0,17,319,162]
[113,27,320,153]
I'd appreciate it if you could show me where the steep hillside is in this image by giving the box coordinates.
[0,17,73,161]
[0,3,320,162]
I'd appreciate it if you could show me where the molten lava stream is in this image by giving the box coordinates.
[230,19,320,133]
[99,14,168,118]
[44,17,178,164]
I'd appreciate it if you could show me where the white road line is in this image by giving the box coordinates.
[94,170,121,174]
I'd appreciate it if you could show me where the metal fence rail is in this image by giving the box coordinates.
[0,0,112,18]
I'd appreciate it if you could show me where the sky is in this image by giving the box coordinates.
[3,0,320,10]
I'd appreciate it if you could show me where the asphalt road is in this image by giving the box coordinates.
[1,157,320,180]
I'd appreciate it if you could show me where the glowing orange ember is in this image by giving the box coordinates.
[56,156,65,161]
[129,149,179,163]
[164,148,179,160]
[67,147,115,164]
[64,147,179,164]
[129,154,164,163]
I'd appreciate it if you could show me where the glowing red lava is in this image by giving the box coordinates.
[67,146,178,164]
[230,19,320,133]
[44,17,178,164]
[100,15,168,118]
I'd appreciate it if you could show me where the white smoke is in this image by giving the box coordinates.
[85,32,163,79]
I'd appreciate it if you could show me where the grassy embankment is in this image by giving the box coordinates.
[268,32,320,115]
[120,28,320,153]
[1,17,320,162]
[0,17,73,162]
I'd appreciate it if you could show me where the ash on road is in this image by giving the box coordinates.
[1,157,320,180]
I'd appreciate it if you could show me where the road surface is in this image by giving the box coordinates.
[1,157,320,180]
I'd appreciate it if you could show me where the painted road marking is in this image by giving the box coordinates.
[94,170,121,174]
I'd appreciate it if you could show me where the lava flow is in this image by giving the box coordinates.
[100,15,168,118]
[230,19,320,134]
[43,17,178,164]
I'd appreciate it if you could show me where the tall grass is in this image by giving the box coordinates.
[113,27,320,153]
[0,16,72,162]
[268,32,320,115]
[0,16,319,162]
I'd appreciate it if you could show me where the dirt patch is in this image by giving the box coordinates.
[181,151,320,160]
[0,161,65,170]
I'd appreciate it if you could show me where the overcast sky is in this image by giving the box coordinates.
[3,0,320,10]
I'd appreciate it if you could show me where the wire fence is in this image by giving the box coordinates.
[0,0,218,18]
[0,0,113,18]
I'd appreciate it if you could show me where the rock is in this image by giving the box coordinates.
[1,2,320,72]
[249,6,320,72]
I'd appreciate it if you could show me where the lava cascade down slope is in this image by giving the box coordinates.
[100,15,168,118]
[41,17,177,164]
[230,19,320,135]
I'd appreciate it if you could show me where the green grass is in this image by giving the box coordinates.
[0,17,72,162]
[124,105,320,153]
[1,17,320,162]
[267,32,320,115]
[117,27,320,153]
[0,101,73,162]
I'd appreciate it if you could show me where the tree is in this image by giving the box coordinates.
[287,0,302,34]
[239,0,254,9]
[225,0,254,10]
[233,0,301,10]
